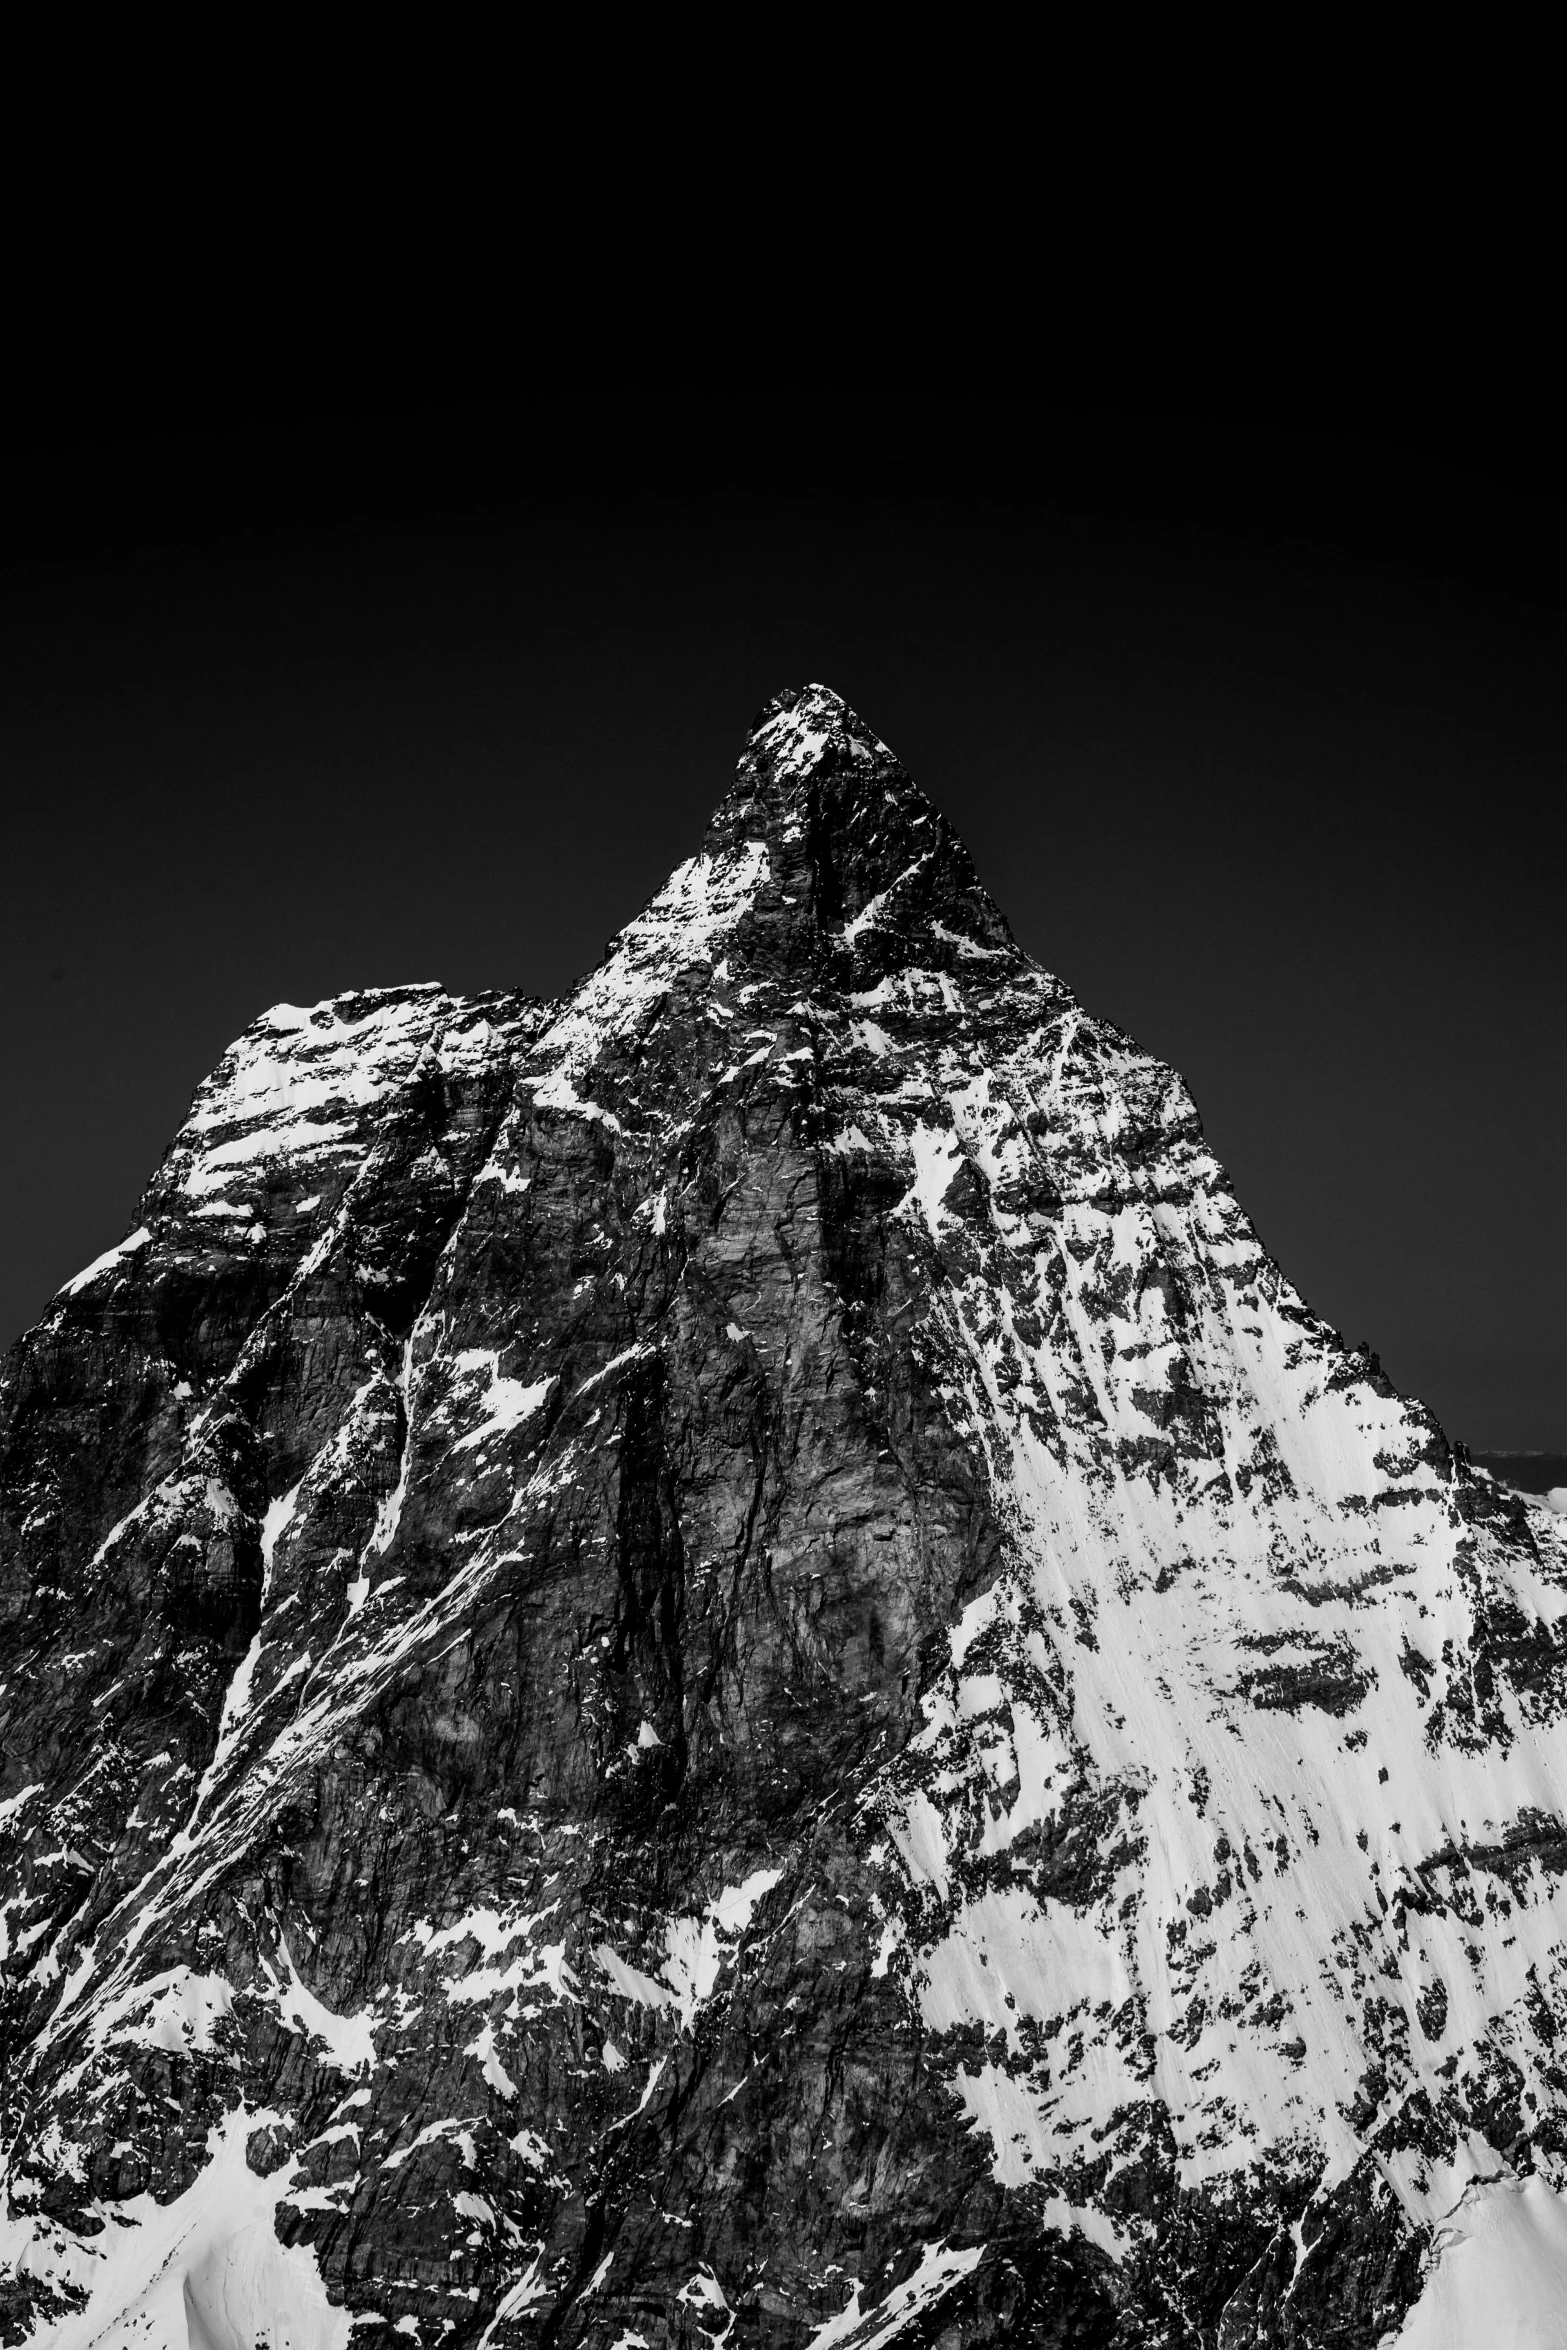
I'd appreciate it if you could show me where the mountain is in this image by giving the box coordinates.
[1472,1454,1567,1506]
[3,685,1567,2349]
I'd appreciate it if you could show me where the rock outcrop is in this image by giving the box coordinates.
[4,686,1566,2346]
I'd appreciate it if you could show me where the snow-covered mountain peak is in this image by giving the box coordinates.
[4,690,1567,2347]
[696,684,1015,970]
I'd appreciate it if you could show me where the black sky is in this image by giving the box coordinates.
[2,354,1561,1448]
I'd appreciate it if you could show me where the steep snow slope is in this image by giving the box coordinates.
[3,687,1566,2347]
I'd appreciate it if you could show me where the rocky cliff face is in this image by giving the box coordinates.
[4,686,1567,2349]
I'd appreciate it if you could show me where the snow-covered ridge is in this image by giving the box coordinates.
[42,984,540,1323]
[159,984,512,1216]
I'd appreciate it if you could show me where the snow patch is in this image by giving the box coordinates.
[449,1352,554,1454]
[464,2019,517,2100]
[597,1868,782,2031]
[267,1937,376,2075]
[0,1782,42,1827]
[805,2241,984,2350]
[0,2105,349,2349]
[1396,2173,1567,2346]
[60,1228,150,1298]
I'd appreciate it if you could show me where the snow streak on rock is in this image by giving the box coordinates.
[4,685,1566,2346]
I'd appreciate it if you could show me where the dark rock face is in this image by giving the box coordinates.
[4,686,1567,2346]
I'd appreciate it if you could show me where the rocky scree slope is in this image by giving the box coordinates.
[3,686,1567,2349]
